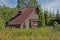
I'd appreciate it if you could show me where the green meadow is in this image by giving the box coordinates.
[0,27,60,40]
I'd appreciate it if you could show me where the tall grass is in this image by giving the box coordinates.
[0,27,60,40]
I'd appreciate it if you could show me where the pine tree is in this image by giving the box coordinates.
[56,9,60,19]
[17,0,28,9]
[17,0,38,9]
[53,10,55,18]
[44,9,50,26]
[52,10,55,20]
[17,0,21,9]
[38,6,45,27]
[28,0,38,7]
[50,10,52,20]
[49,10,55,25]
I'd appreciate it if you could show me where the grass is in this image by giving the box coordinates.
[0,27,60,40]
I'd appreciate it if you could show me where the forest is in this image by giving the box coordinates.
[0,0,60,40]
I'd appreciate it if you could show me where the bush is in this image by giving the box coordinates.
[53,21,60,31]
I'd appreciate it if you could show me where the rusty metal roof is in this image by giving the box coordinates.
[8,6,38,25]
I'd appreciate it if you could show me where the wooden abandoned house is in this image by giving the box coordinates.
[7,6,39,28]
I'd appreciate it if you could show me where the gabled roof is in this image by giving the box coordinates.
[8,6,39,25]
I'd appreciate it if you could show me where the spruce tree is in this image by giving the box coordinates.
[49,10,55,25]
[17,0,38,9]
[56,9,60,19]
[17,0,21,9]
[17,0,29,9]
[52,10,55,20]
[50,10,53,20]
[53,10,55,19]
[28,0,38,7]
[44,9,50,26]
[38,7,45,27]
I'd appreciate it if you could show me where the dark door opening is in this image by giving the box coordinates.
[29,20,31,28]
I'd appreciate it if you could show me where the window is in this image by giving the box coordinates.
[33,21,38,27]
[18,11,22,15]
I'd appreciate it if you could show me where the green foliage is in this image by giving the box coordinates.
[49,11,53,20]
[44,9,50,26]
[17,0,21,9]
[17,0,39,9]
[56,9,60,19]
[28,0,38,7]
[17,0,27,9]
[52,10,55,19]
[0,6,16,29]
[53,21,60,31]
[0,15,4,30]
[0,27,59,40]
[48,10,55,26]
[38,7,45,27]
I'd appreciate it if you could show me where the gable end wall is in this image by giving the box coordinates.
[20,9,39,28]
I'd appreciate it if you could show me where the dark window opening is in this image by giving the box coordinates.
[32,20,39,27]
[8,24,20,28]
[18,11,22,15]
[29,20,31,28]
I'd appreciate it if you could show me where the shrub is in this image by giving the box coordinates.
[53,21,60,31]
